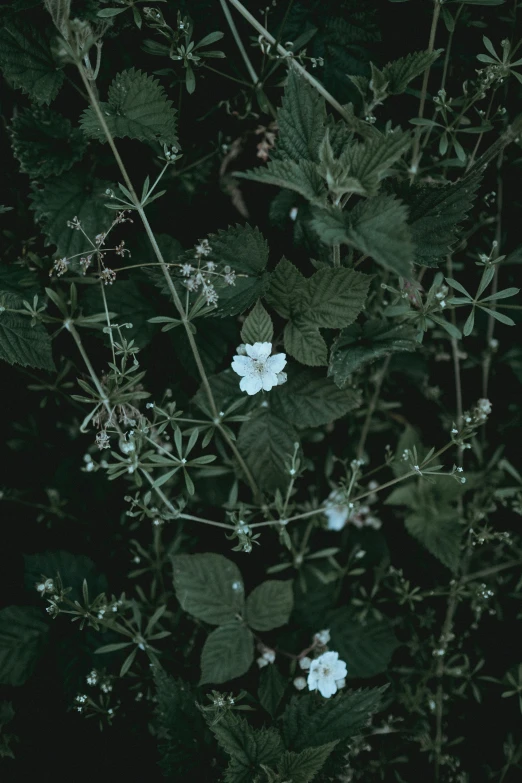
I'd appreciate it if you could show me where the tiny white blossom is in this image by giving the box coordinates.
[256,648,276,668]
[231,342,287,395]
[314,629,331,646]
[293,676,307,691]
[324,490,350,531]
[307,651,348,698]
[299,656,312,671]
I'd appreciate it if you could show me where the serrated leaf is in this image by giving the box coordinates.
[0,606,49,686]
[272,366,360,426]
[80,68,178,146]
[277,742,339,783]
[383,49,443,94]
[241,300,273,344]
[245,580,293,631]
[328,608,399,678]
[0,312,54,371]
[329,319,418,385]
[405,509,462,571]
[200,623,254,685]
[210,712,284,783]
[340,131,410,197]
[276,65,326,163]
[172,553,245,625]
[284,318,328,366]
[258,665,287,718]
[266,257,307,319]
[237,410,299,492]
[236,159,326,204]
[30,171,114,259]
[0,20,64,105]
[304,267,372,328]
[10,105,87,179]
[281,687,386,751]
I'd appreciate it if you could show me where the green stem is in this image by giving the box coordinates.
[219,0,259,85]
[411,0,441,174]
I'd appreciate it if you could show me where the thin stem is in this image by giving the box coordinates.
[411,0,441,173]
[332,244,340,268]
[219,0,259,85]
[356,356,390,461]
[225,0,356,124]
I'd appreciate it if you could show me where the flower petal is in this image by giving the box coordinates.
[231,355,254,377]
[240,374,263,395]
[276,372,287,386]
[318,677,338,698]
[245,342,272,361]
[261,370,278,392]
[265,353,286,374]
[324,507,349,531]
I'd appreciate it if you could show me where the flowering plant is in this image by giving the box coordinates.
[0,0,521,781]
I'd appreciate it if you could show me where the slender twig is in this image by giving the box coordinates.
[411,0,441,173]
[219,0,259,85]
[356,356,390,461]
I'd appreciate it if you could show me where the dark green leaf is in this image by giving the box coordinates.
[272,366,361,426]
[172,553,245,625]
[0,606,49,686]
[200,623,254,685]
[0,312,54,371]
[329,608,399,677]
[383,49,443,94]
[237,410,299,492]
[277,742,339,783]
[284,318,328,366]
[0,20,64,104]
[266,257,306,319]
[276,65,326,163]
[241,300,273,344]
[210,712,284,783]
[245,580,293,631]
[258,665,287,718]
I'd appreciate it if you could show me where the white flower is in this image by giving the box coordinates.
[307,651,348,698]
[314,629,331,646]
[293,676,307,691]
[231,342,287,396]
[324,490,351,531]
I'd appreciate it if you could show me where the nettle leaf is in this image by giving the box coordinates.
[284,317,328,366]
[81,68,178,146]
[10,105,87,179]
[281,687,386,751]
[328,608,399,678]
[397,167,483,266]
[304,267,372,328]
[383,49,443,94]
[241,300,273,344]
[200,623,254,685]
[0,310,54,372]
[30,171,114,259]
[272,366,361,426]
[237,410,299,492]
[245,580,293,631]
[0,606,49,686]
[266,257,306,319]
[277,742,339,783]
[312,195,414,278]
[0,20,64,105]
[341,130,411,197]
[210,712,284,783]
[171,553,245,625]
[258,665,287,718]
[207,224,270,317]
[236,159,327,204]
[329,319,418,386]
[276,65,326,163]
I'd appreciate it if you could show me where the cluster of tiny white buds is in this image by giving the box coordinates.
[67,216,82,230]
[194,238,212,258]
[115,240,130,257]
[50,257,69,277]
[100,268,117,285]
[36,578,55,594]
[96,430,111,450]
[86,670,98,686]
[80,255,93,275]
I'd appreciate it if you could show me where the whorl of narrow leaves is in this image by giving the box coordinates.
[383,49,444,94]
[81,68,178,147]
[10,106,87,179]
[0,607,49,686]
[0,20,64,105]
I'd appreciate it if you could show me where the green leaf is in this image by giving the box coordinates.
[313,195,414,278]
[81,68,178,147]
[397,167,483,266]
[383,49,443,94]
[258,665,287,718]
[405,508,462,572]
[206,224,270,317]
[0,311,54,371]
[266,257,306,319]
[0,606,49,686]
[210,712,284,783]
[237,410,299,492]
[10,105,87,179]
[24,550,107,604]
[272,366,361,426]
[200,623,254,685]
[172,553,245,625]
[304,268,372,328]
[329,320,418,386]
[281,687,386,751]
[276,65,326,163]
[245,580,293,631]
[30,171,114,259]
[153,668,208,777]
[241,300,273,344]
[284,318,328,366]
[236,159,326,204]
[82,280,157,348]
[341,130,410,197]
[328,608,399,678]
[0,20,64,105]
[277,742,339,783]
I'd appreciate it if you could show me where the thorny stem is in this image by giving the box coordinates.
[411,0,441,174]
[75,58,261,500]
[225,0,356,124]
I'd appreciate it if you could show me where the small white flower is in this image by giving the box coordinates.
[299,656,312,671]
[231,342,287,396]
[314,629,330,646]
[307,651,348,698]
[324,490,350,531]
[293,676,307,691]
